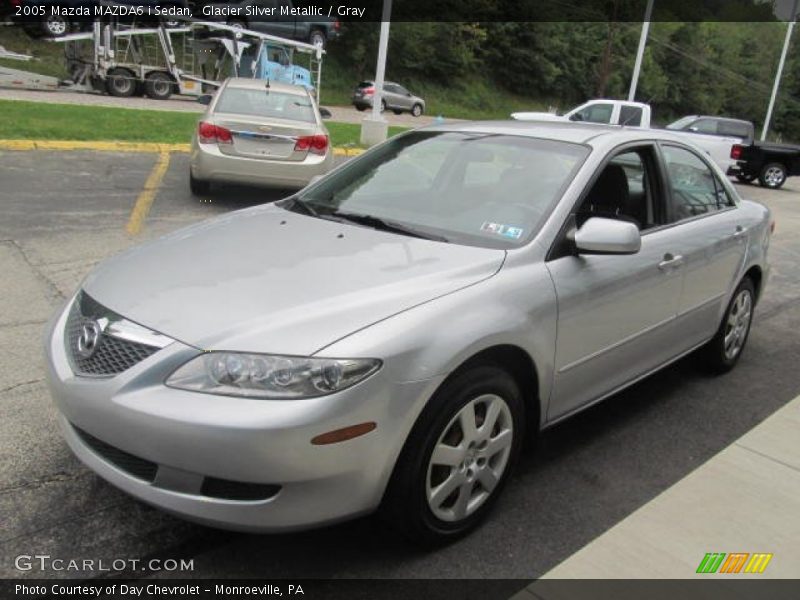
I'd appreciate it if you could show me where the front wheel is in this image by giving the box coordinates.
[759,162,787,189]
[381,365,525,545]
[411,103,423,117]
[702,278,755,373]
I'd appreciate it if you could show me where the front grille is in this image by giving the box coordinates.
[74,426,158,482]
[65,293,159,377]
[201,477,281,501]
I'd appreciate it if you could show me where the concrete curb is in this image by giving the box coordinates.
[0,139,364,156]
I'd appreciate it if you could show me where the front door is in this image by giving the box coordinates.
[546,145,685,420]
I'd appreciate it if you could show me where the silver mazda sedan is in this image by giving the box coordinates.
[45,122,771,543]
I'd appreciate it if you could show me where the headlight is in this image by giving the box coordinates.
[165,352,381,399]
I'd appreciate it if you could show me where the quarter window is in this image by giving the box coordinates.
[662,146,734,221]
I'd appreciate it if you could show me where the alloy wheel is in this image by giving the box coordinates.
[763,166,785,187]
[426,394,513,522]
[724,289,752,360]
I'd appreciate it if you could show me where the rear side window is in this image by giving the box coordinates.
[619,106,643,126]
[718,121,751,138]
[215,88,315,123]
[662,145,734,221]
[690,119,718,134]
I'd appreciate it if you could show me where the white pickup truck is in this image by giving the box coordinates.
[512,99,743,173]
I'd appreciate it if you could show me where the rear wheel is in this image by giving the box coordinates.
[309,29,326,48]
[41,15,69,37]
[702,278,755,373]
[189,172,210,196]
[106,69,136,97]
[144,72,173,100]
[411,103,423,117]
[355,105,367,112]
[759,162,787,189]
[381,365,525,545]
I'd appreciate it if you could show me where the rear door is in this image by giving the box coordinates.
[546,143,686,420]
[658,143,748,346]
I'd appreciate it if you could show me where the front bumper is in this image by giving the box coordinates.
[44,299,441,532]
[190,141,333,190]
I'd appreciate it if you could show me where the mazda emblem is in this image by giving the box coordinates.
[76,319,102,359]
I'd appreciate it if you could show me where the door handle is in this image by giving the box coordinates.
[733,225,747,242]
[658,253,684,271]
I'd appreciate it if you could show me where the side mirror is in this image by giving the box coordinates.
[569,112,584,122]
[318,107,332,119]
[688,126,699,132]
[574,217,641,255]
[197,94,213,106]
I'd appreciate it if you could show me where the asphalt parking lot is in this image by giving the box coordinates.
[2,148,800,580]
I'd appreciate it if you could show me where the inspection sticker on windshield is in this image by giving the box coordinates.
[481,222,524,239]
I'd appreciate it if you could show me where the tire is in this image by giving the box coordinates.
[380,99,386,112]
[355,105,367,112]
[702,278,755,373]
[411,103,423,117]
[736,172,757,184]
[308,29,326,48]
[41,15,69,37]
[759,162,787,189]
[189,172,210,196]
[144,72,174,100]
[381,365,525,545]
[105,69,136,98]
[392,109,403,115]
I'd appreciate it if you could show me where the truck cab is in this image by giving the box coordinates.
[511,99,652,128]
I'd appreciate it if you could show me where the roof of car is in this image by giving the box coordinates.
[681,115,750,124]
[419,120,703,147]
[224,78,309,96]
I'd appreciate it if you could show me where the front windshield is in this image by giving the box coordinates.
[666,116,695,130]
[288,131,589,248]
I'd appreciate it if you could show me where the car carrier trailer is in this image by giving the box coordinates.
[1,16,325,102]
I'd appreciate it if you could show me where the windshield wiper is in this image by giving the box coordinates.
[331,211,449,243]
[283,197,320,217]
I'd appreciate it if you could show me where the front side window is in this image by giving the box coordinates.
[662,145,734,221]
[570,103,614,124]
[289,131,589,248]
[214,88,315,123]
[577,148,658,230]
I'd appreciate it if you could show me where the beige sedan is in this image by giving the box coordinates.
[190,79,334,194]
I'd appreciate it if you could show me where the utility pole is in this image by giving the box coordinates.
[628,0,654,102]
[762,0,799,141]
[360,0,392,146]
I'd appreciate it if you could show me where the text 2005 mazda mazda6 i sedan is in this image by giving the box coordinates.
[45,122,772,543]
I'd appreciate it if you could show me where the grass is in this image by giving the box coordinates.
[0,99,407,146]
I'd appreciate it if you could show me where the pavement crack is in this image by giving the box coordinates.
[0,379,44,394]
[733,442,800,475]
[4,239,66,303]
[0,470,87,496]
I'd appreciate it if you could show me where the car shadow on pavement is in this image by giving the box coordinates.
[194,184,296,210]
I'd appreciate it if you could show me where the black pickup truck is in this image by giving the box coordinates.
[731,140,800,190]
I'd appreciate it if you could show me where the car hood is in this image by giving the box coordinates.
[83,205,506,355]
